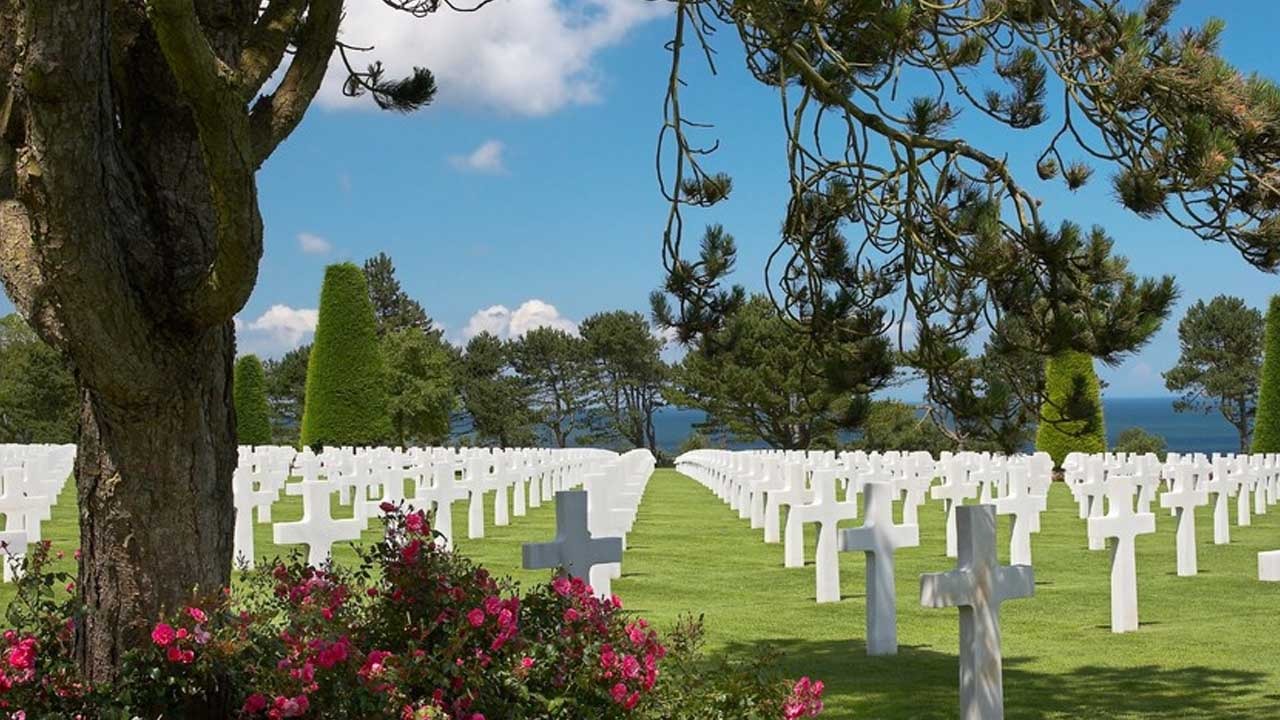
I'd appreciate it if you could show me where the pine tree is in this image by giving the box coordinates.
[301,263,393,448]
[233,355,272,446]
[363,252,437,337]
[1252,296,1280,452]
[1036,350,1107,466]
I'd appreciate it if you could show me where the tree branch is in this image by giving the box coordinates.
[247,0,342,167]
[239,0,308,101]
[147,0,265,328]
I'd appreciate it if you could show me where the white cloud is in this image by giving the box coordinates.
[510,299,578,337]
[239,304,320,356]
[460,299,578,342]
[320,0,668,116]
[450,140,508,174]
[297,232,333,255]
[462,305,513,341]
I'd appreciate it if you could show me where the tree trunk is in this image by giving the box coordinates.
[75,324,238,684]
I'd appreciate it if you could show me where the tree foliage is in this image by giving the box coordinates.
[1113,426,1168,460]
[263,345,310,445]
[508,327,594,448]
[1251,296,1280,453]
[458,332,535,448]
[363,252,438,338]
[654,0,1273,426]
[1163,295,1263,453]
[301,263,392,448]
[1035,350,1107,466]
[232,355,272,446]
[851,400,956,456]
[0,314,77,444]
[669,295,894,450]
[382,328,455,447]
[579,310,669,452]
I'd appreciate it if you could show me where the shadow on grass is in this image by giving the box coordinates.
[718,638,1269,720]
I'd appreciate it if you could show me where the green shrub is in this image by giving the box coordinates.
[1035,350,1106,466]
[1112,426,1167,460]
[853,399,955,455]
[233,354,273,446]
[677,430,710,456]
[1252,295,1280,452]
[300,263,392,448]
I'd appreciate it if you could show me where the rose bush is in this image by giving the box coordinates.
[0,504,824,719]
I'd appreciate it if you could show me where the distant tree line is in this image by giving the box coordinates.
[5,248,1280,459]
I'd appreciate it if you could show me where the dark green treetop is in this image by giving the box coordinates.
[1164,295,1263,453]
[300,263,392,448]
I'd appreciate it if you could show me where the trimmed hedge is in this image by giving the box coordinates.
[233,354,273,446]
[1035,350,1106,467]
[300,263,392,448]
[1252,295,1280,452]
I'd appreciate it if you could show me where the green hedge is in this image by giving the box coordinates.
[1035,350,1106,467]
[1252,295,1280,452]
[300,263,392,448]
[233,354,273,446]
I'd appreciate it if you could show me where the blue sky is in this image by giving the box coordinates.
[8,0,1280,399]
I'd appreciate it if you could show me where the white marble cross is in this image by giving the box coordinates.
[933,457,978,559]
[896,452,935,526]
[464,455,490,539]
[273,477,364,567]
[232,468,260,569]
[1205,456,1236,545]
[779,463,813,568]
[420,460,470,550]
[839,480,919,655]
[1088,474,1155,633]
[523,490,623,597]
[1078,457,1108,549]
[920,505,1034,720]
[994,465,1046,566]
[1231,457,1254,527]
[0,467,48,545]
[1159,463,1207,576]
[790,468,859,603]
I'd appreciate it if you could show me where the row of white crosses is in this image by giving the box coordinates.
[1065,449,1280,634]
[523,449,656,598]
[677,448,1053,604]
[679,448,1038,720]
[0,444,76,582]
[222,443,655,597]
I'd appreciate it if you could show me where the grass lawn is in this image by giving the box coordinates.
[7,468,1280,719]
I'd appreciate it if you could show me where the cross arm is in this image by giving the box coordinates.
[920,568,975,609]
[996,565,1035,603]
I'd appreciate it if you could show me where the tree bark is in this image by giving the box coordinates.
[1,0,340,689]
[74,323,237,685]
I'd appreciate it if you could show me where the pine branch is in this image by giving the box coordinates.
[247,0,342,167]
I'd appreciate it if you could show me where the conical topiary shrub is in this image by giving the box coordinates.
[233,354,273,446]
[1035,349,1107,467]
[300,263,392,448]
[1252,296,1280,452]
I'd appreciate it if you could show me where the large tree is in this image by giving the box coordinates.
[0,313,77,443]
[1164,295,1264,452]
[669,294,895,450]
[457,332,535,447]
[653,1,1280,434]
[382,327,455,447]
[0,0,441,682]
[579,310,669,453]
[232,354,272,446]
[509,326,594,448]
[302,263,393,448]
